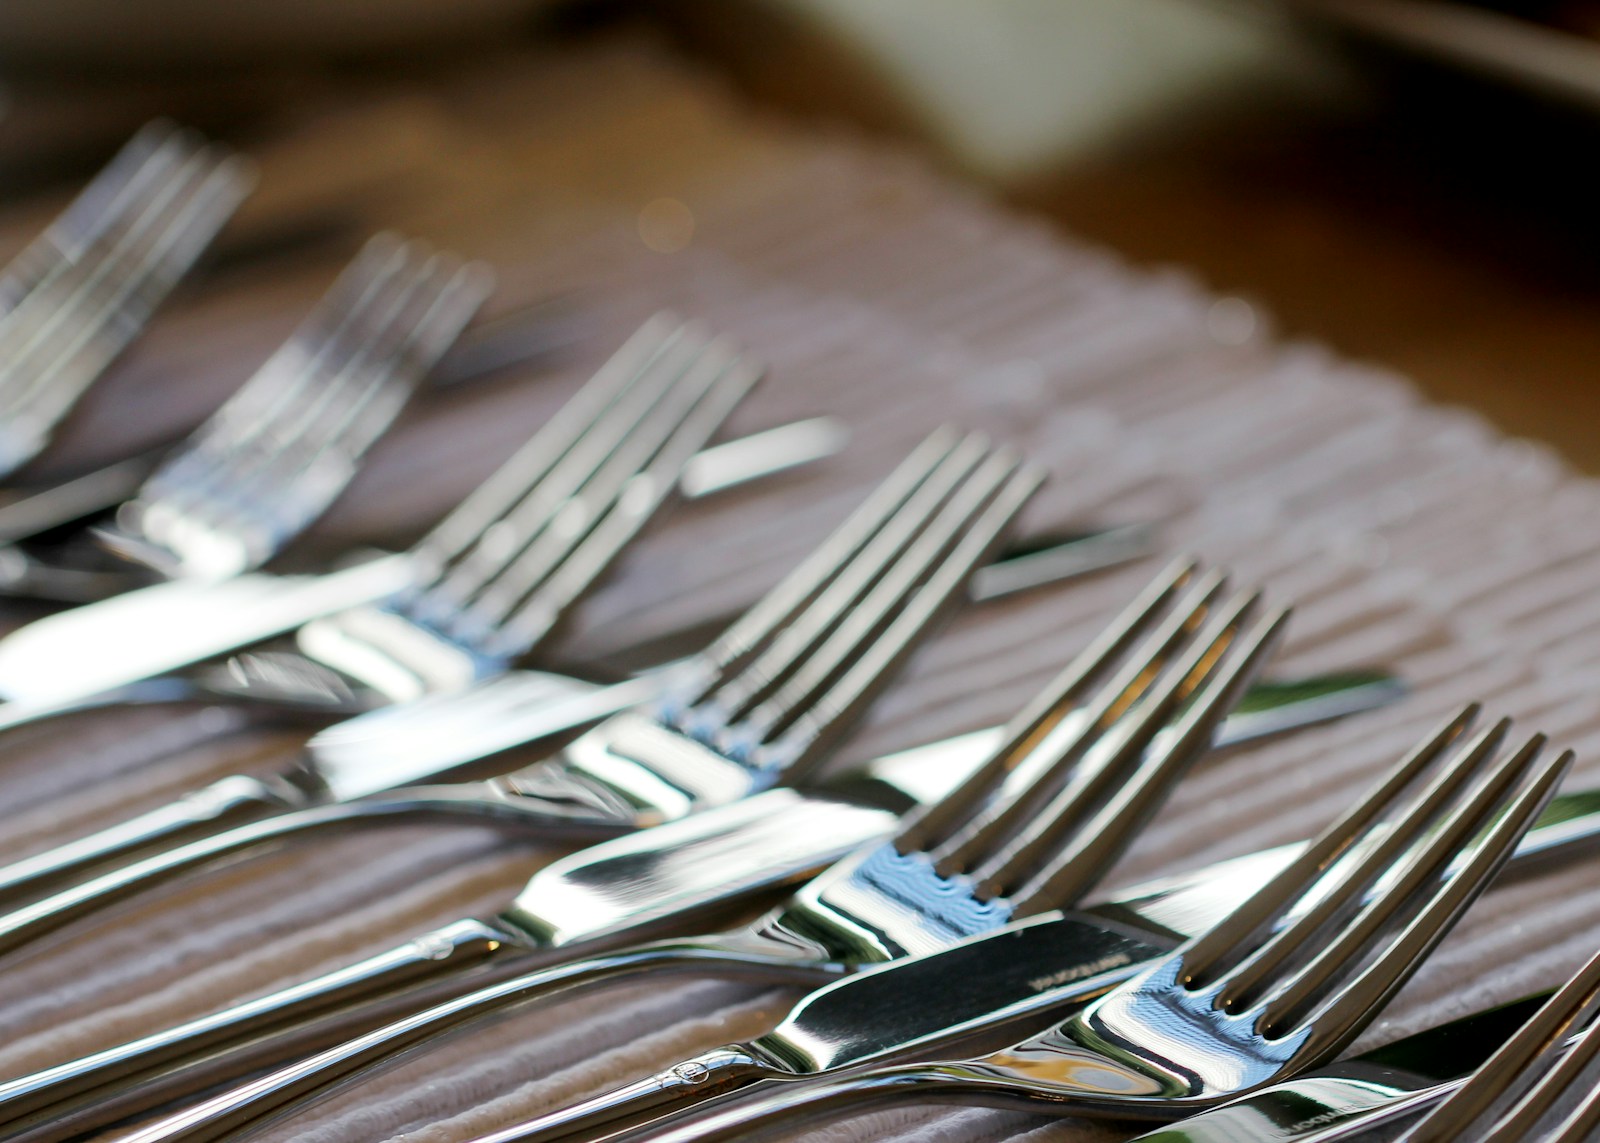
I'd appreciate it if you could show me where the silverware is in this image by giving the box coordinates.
[90,233,491,581]
[0,313,763,730]
[0,294,619,592]
[583,707,1568,1143]
[79,559,1279,1143]
[0,522,1167,910]
[0,425,1037,954]
[0,122,253,477]
[0,122,175,317]
[0,668,1399,1143]
[1292,945,1600,1143]
[0,233,489,595]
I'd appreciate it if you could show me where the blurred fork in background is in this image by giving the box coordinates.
[0,121,253,477]
[0,232,491,599]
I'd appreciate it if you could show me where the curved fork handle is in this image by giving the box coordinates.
[0,775,299,908]
[108,945,799,1143]
[0,786,628,963]
[0,918,513,1143]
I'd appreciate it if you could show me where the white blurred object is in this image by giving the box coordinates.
[673,0,1352,180]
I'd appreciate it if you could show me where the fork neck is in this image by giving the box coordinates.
[295,603,507,704]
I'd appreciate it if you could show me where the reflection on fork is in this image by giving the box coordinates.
[0,122,254,477]
[0,669,1398,1143]
[0,232,491,595]
[1284,941,1600,1143]
[602,706,1569,1143]
[87,557,1295,1143]
[96,233,492,581]
[0,427,1042,1140]
[0,313,770,909]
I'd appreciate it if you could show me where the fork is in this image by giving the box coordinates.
[0,314,769,883]
[90,558,1283,1143]
[0,122,254,477]
[581,707,1569,1143]
[86,232,492,581]
[0,456,1170,909]
[0,121,179,318]
[2,232,491,592]
[1274,943,1600,1142]
[0,669,1398,1143]
[0,425,1036,948]
[0,426,1039,1140]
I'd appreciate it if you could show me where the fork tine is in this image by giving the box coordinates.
[894,557,1199,855]
[474,343,765,660]
[446,332,756,629]
[677,427,966,706]
[1260,742,1568,1044]
[1178,704,1480,989]
[206,246,470,493]
[189,253,492,566]
[412,312,686,570]
[1491,1021,1600,1143]
[1215,718,1515,1011]
[0,121,181,318]
[1526,1043,1600,1143]
[996,601,1290,913]
[718,440,1016,736]
[412,320,717,615]
[0,147,253,433]
[0,139,220,410]
[748,450,1045,779]
[694,433,993,725]
[923,570,1230,875]
[171,234,413,460]
[415,324,733,625]
[132,235,418,522]
[272,256,491,468]
[1400,948,1600,1143]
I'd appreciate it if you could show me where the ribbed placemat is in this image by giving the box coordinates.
[3,34,1599,1143]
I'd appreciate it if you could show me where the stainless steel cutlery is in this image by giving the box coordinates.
[65,559,1283,1142]
[0,670,1396,1143]
[0,122,253,477]
[582,708,1567,1143]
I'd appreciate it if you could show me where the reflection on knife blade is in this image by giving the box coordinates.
[0,523,1160,731]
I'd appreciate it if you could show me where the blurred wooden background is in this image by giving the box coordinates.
[3,0,1599,469]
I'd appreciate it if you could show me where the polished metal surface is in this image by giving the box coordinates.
[0,234,489,597]
[0,665,1399,1143]
[0,122,253,477]
[80,559,1298,1143]
[0,492,1147,914]
[0,427,1036,935]
[100,234,491,580]
[0,428,1043,1140]
[581,709,1568,1143]
[1288,943,1600,1142]
[0,312,765,725]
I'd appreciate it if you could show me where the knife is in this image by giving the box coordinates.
[0,522,1156,732]
[0,671,1401,1141]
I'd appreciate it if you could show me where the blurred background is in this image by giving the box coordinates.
[2,0,1597,465]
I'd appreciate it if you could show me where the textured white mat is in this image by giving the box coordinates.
[2,36,1599,1143]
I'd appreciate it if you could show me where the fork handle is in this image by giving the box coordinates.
[103,943,821,1143]
[0,918,517,1143]
[0,775,303,908]
[0,785,627,963]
